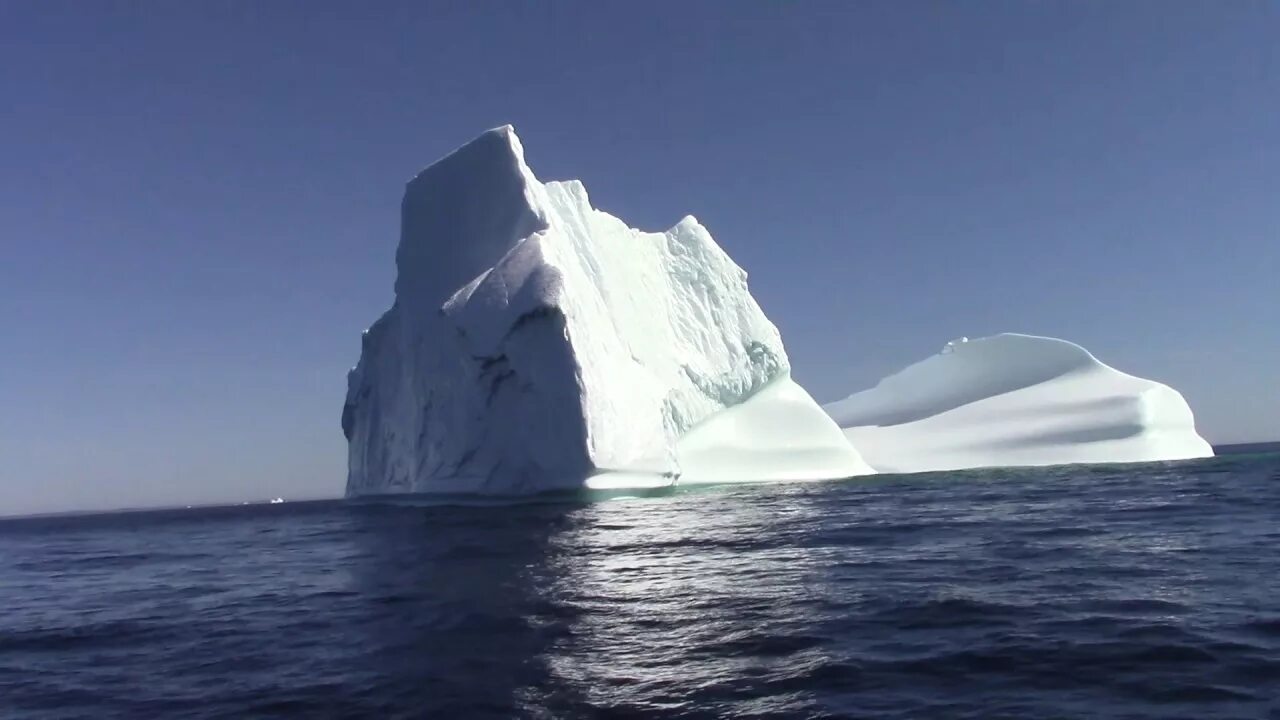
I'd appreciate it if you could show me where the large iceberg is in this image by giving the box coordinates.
[823,334,1213,473]
[343,126,871,495]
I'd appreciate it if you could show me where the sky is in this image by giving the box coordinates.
[1,1,1276,515]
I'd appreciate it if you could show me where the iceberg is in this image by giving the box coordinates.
[343,126,872,495]
[823,333,1213,474]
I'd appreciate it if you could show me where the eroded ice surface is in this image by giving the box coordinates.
[824,334,1213,474]
[343,126,871,495]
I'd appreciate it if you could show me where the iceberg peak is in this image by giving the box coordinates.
[344,127,872,495]
[394,125,550,307]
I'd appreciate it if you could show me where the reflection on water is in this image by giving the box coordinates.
[541,486,840,716]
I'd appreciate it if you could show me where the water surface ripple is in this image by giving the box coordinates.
[2,454,1278,718]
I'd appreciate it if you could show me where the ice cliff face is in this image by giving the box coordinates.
[823,334,1213,474]
[343,126,871,495]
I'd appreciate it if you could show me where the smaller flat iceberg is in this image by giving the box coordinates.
[824,334,1213,474]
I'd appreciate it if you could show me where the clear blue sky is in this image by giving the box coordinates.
[2,1,1276,515]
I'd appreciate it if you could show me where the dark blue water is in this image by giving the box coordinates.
[3,453,1279,719]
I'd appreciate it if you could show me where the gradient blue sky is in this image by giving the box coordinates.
[2,1,1276,515]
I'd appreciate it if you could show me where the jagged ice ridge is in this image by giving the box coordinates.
[342,126,872,495]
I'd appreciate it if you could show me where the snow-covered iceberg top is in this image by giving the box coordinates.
[343,126,871,495]
[824,333,1213,474]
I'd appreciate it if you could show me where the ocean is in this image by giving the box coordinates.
[2,449,1278,719]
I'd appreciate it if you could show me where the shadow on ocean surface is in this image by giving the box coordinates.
[341,497,591,718]
[340,483,864,718]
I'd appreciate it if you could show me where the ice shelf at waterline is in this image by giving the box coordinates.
[823,334,1213,474]
[342,126,872,495]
